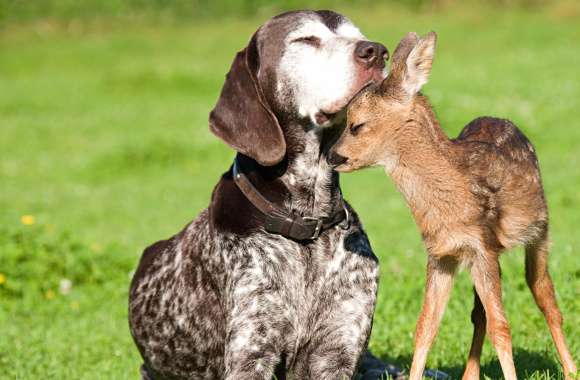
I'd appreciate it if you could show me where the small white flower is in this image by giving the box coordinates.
[59,279,73,295]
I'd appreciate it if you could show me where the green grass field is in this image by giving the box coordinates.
[1,3,579,379]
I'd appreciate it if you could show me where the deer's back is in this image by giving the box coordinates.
[453,117,548,249]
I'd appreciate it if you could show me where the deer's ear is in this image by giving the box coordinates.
[401,32,437,96]
[391,32,420,71]
[380,32,419,94]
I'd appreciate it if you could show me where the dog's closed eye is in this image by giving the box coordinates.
[292,36,322,48]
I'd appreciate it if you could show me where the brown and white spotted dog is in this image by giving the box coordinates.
[129,10,392,380]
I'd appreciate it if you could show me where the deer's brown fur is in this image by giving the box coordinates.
[329,32,577,380]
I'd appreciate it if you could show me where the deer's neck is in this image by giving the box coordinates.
[388,97,471,236]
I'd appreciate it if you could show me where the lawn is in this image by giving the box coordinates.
[0,3,578,379]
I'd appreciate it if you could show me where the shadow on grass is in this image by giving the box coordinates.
[375,348,562,379]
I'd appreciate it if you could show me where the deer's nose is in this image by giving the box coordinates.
[354,41,389,68]
[327,150,348,167]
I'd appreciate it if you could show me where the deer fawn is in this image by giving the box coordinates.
[328,32,577,380]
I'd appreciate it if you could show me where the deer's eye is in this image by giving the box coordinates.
[350,122,366,136]
[292,36,321,48]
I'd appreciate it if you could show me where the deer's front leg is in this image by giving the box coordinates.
[471,253,517,380]
[409,256,457,380]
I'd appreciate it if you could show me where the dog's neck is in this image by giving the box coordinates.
[280,122,341,218]
[211,121,343,238]
[212,119,345,240]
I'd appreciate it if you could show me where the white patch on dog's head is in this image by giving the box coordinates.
[336,22,365,39]
[276,15,370,127]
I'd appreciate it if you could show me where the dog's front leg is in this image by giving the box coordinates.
[223,277,286,380]
[224,333,282,380]
[293,235,380,380]
[292,282,378,380]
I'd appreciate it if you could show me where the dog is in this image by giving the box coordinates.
[129,10,390,380]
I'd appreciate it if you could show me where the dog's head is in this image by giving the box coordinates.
[209,10,388,166]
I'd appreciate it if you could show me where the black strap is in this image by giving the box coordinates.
[233,158,349,241]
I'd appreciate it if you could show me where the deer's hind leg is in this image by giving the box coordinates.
[525,233,577,379]
[462,288,486,380]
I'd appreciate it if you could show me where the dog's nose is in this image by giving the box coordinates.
[355,41,389,68]
[327,150,348,167]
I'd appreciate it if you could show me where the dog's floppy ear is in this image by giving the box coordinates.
[209,33,286,166]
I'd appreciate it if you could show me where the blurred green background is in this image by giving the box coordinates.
[0,1,578,379]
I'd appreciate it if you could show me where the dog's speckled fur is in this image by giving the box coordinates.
[130,206,378,380]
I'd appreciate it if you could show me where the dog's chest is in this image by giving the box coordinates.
[230,227,373,289]
[224,226,378,355]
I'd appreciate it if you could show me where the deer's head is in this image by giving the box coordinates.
[328,32,437,172]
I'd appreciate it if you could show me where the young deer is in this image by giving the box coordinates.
[328,32,577,380]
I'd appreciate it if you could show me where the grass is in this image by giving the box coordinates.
[1,3,579,379]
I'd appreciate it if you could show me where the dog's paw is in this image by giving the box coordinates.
[357,350,450,380]
[357,351,406,380]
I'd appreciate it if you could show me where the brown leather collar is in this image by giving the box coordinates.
[232,157,350,241]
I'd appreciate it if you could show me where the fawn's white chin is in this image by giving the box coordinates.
[333,164,354,173]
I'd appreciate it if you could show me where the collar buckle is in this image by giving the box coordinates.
[303,217,323,240]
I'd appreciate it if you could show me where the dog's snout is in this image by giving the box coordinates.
[355,41,389,68]
[328,150,348,167]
